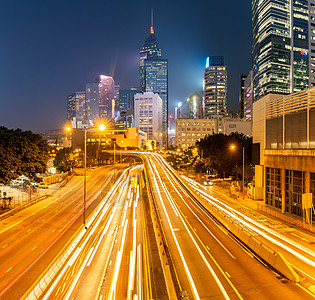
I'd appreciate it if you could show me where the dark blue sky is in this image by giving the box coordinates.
[0,0,251,132]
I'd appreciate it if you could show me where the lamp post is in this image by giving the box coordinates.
[230,144,245,199]
[79,124,105,228]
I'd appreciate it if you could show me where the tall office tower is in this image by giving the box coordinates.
[85,75,115,126]
[98,75,115,121]
[67,92,86,122]
[252,0,311,101]
[239,74,247,118]
[203,56,228,118]
[140,12,168,140]
[119,88,141,111]
[114,85,120,116]
[134,91,162,141]
[184,92,204,119]
[85,82,99,126]
[144,59,168,123]
[244,70,254,120]
[139,12,162,91]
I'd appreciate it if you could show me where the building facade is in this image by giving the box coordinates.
[239,74,247,118]
[204,56,228,118]
[119,88,141,111]
[134,91,162,141]
[140,17,168,140]
[67,91,86,122]
[98,75,115,121]
[252,0,313,101]
[252,87,315,226]
[176,117,251,149]
[244,71,254,120]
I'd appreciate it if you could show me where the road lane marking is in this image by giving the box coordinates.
[32,246,37,251]
[2,244,7,248]
[6,267,12,273]
[225,272,231,278]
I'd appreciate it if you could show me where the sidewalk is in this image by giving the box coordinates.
[209,182,315,245]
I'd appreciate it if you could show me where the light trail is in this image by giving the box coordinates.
[41,169,130,299]
[148,154,232,300]
[181,175,315,277]
[146,155,201,300]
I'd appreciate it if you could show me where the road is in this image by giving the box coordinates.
[143,153,314,299]
[0,165,118,300]
[40,164,164,300]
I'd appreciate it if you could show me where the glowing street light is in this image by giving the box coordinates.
[65,123,105,228]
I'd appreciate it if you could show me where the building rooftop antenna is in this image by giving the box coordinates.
[150,8,154,34]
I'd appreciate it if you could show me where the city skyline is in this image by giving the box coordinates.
[0,0,251,132]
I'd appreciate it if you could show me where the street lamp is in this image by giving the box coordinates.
[230,144,245,199]
[82,124,105,228]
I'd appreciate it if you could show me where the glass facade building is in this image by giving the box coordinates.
[119,88,141,111]
[140,21,168,142]
[144,59,168,123]
[67,91,86,122]
[203,56,228,118]
[85,75,115,126]
[252,0,311,101]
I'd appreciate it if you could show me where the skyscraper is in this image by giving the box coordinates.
[239,74,247,118]
[67,91,86,122]
[203,56,228,118]
[98,75,115,121]
[140,11,168,141]
[85,75,115,126]
[134,91,162,142]
[119,88,141,111]
[252,0,312,101]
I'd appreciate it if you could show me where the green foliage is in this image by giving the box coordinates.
[196,132,253,178]
[0,126,50,184]
[54,147,75,172]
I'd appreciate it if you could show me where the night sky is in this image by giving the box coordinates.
[0,0,251,133]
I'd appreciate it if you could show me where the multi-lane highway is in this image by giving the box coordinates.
[0,153,314,300]
[0,166,118,300]
[143,153,314,299]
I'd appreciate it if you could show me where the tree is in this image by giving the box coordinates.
[196,132,252,178]
[0,127,50,184]
[54,147,75,173]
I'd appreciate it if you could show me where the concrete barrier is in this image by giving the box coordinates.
[175,174,300,283]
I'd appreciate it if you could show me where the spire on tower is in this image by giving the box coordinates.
[150,8,154,34]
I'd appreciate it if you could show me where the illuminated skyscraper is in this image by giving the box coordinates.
[134,91,162,141]
[203,56,228,118]
[67,91,86,122]
[119,88,141,111]
[252,0,313,101]
[85,75,115,126]
[239,74,247,118]
[140,11,168,141]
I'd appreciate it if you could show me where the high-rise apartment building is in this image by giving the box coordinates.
[67,92,86,122]
[140,13,168,139]
[203,56,228,118]
[252,0,313,101]
[134,91,162,141]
